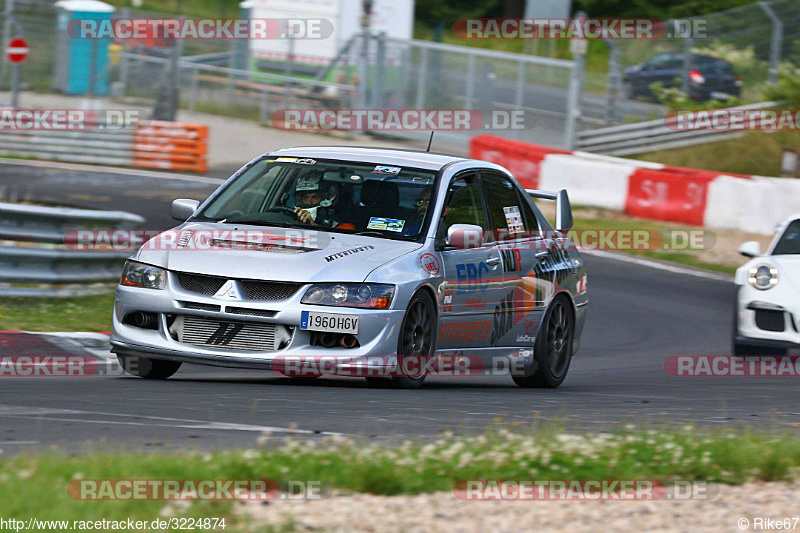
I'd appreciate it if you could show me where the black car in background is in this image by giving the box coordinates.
[623,53,743,102]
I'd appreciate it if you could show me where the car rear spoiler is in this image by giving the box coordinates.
[526,188,573,232]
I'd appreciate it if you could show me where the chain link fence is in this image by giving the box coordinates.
[0,0,57,93]
[603,0,800,126]
[114,29,580,149]
[0,0,796,150]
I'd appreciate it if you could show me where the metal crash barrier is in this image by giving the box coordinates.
[0,119,208,173]
[0,202,145,297]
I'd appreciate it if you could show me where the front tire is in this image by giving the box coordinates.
[732,341,787,357]
[513,296,574,389]
[117,354,182,379]
[391,291,436,389]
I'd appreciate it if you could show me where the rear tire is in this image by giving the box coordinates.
[513,296,574,389]
[391,291,436,389]
[117,354,182,379]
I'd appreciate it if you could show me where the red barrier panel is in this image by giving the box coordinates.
[625,167,720,226]
[469,135,568,189]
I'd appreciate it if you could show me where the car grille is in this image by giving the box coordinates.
[755,309,785,332]
[178,315,277,351]
[240,280,301,300]
[177,272,301,301]
[226,306,277,318]
[177,273,227,295]
[180,301,221,312]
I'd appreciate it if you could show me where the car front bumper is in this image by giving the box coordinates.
[736,286,800,348]
[110,277,405,372]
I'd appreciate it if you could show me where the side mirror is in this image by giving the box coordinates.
[738,241,761,258]
[555,190,573,232]
[171,199,200,222]
[447,224,484,250]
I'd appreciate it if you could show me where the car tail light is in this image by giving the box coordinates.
[689,70,705,84]
[734,76,743,87]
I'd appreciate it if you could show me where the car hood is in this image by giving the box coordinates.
[135,222,423,283]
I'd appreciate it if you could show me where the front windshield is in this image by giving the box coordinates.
[198,157,438,240]
[773,220,800,255]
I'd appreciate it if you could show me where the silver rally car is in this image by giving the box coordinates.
[111,147,588,388]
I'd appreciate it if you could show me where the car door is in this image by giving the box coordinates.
[640,53,675,95]
[478,171,550,348]
[435,171,504,350]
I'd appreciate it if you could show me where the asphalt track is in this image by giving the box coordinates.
[1,160,797,454]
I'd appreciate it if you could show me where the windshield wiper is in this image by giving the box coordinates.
[354,230,385,237]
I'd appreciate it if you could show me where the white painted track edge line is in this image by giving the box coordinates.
[583,249,734,282]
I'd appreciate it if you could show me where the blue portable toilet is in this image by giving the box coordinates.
[53,0,115,95]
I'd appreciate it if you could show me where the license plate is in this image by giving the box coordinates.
[300,311,359,334]
[711,91,731,100]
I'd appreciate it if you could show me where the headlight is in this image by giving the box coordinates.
[301,283,394,309]
[748,264,779,290]
[120,260,166,290]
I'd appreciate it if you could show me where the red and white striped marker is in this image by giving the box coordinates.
[6,37,28,64]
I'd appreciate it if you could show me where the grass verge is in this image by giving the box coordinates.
[3,424,800,524]
[0,292,115,332]
[572,215,737,275]
[632,130,800,177]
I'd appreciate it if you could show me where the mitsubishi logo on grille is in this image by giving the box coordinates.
[213,280,239,300]
[206,322,244,346]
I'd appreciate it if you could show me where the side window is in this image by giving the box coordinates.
[480,172,532,241]
[438,173,489,239]
[514,189,540,236]
[665,55,685,70]
[647,53,669,70]
[773,220,800,255]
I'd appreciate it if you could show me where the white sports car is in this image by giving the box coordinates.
[734,214,800,355]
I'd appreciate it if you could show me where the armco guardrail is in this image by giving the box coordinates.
[576,102,782,156]
[0,119,208,172]
[0,202,145,297]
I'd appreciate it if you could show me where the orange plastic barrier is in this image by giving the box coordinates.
[132,121,208,173]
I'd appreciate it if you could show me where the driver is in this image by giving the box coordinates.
[293,173,336,226]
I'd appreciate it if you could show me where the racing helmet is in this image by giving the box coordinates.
[295,172,335,208]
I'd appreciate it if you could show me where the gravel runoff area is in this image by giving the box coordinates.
[237,482,799,532]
